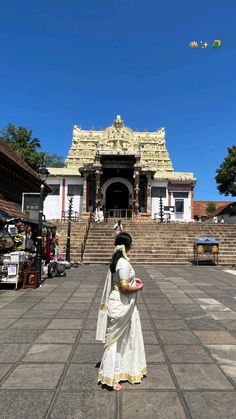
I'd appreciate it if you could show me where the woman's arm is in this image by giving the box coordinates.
[119,282,143,294]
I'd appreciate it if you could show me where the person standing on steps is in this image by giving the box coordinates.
[96,232,147,391]
[113,219,123,236]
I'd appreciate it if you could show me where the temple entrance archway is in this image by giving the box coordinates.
[105,182,129,210]
[101,178,133,211]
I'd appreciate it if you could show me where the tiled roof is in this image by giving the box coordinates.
[0,140,41,180]
[0,198,24,218]
[194,201,233,217]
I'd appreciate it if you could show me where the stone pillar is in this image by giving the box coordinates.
[146,174,152,214]
[82,173,88,213]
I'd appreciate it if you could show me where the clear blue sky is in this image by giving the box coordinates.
[1,0,236,201]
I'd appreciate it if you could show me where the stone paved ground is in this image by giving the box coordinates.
[1,265,236,418]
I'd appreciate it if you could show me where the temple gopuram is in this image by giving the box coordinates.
[44,116,196,221]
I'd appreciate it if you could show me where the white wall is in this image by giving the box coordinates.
[169,191,192,221]
[150,181,193,221]
[44,176,83,220]
[64,178,83,215]
[44,177,62,220]
[151,182,168,219]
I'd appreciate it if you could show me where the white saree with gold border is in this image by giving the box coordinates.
[96,258,147,386]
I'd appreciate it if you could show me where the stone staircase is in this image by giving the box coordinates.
[54,213,90,262]
[82,219,236,265]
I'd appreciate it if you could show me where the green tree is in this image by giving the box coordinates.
[215,146,236,196]
[206,202,216,214]
[0,123,44,170]
[44,152,64,167]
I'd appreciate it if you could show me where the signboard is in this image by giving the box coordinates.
[164,206,175,212]
[22,193,40,221]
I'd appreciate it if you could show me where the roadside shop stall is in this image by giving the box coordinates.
[0,204,57,289]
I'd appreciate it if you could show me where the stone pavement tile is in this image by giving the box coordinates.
[83,318,98,329]
[0,329,40,343]
[36,330,78,344]
[0,318,19,329]
[1,364,65,389]
[121,364,175,390]
[67,297,93,303]
[169,299,195,305]
[142,330,159,344]
[0,343,30,362]
[0,391,54,419]
[122,391,187,419]
[9,318,50,329]
[174,304,205,313]
[139,319,154,330]
[206,344,236,365]
[145,344,165,363]
[150,311,182,320]
[199,304,231,312]
[49,391,116,419]
[62,303,91,310]
[185,318,225,331]
[87,310,98,319]
[194,330,236,344]
[4,302,38,310]
[172,364,233,389]
[220,365,236,383]
[154,319,188,330]
[0,302,13,309]
[79,330,96,343]
[0,309,28,318]
[71,343,103,363]
[138,309,150,319]
[218,320,236,331]
[42,296,70,303]
[55,309,88,319]
[181,312,210,320]
[146,303,176,311]
[210,312,236,320]
[159,331,199,345]
[46,319,84,329]
[61,364,99,391]
[183,391,236,419]
[0,364,13,381]
[164,345,213,363]
[22,343,73,362]
[33,302,65,310]
[22,309,58,318]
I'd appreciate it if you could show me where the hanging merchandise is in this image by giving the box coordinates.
[0,228,14,250]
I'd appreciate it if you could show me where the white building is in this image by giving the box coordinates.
[44,116,196,221]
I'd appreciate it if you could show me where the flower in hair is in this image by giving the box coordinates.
[114,244,129,261]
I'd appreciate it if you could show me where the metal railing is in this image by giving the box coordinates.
[61,210,79,222]
[80,212,92,263]
[108,209,133,218]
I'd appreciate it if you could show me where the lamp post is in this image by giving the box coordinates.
[66,194,74,262]
[159,196,164,223]
[35,162,49,285]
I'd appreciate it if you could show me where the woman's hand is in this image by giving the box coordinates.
[136,282,143,291]
[120,282,143,294]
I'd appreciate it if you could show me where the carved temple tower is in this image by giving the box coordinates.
[44,116,196,221]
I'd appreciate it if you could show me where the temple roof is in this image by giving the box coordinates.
[65,116,174,175]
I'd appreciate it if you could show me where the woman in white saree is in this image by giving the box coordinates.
[96,232,147,391]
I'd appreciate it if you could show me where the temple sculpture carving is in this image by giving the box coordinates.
[46,116,196,221]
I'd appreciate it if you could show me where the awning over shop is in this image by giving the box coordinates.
[0,198,25,219]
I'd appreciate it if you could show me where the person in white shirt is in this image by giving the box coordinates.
[113,220,123,235]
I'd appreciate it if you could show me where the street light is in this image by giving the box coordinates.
[35,161,50,285]
[159,196,164,223]
[66,194,74,262]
